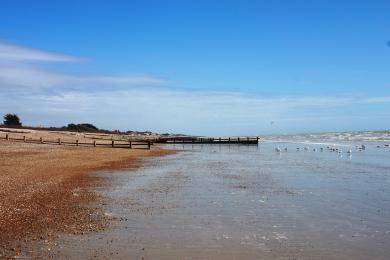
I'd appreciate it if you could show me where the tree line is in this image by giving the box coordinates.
[2,113,101,132]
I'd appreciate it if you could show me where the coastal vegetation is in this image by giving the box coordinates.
[0,114,173,138]
[65,123,99,132]
[3,114,22,126]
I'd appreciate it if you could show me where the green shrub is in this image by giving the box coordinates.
[3,114,22,126]
[65,123,99,132]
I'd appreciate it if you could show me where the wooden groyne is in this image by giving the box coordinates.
[0,133,152,149]
[153,136,259,145]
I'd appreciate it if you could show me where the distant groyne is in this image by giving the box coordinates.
[153,136,259,145]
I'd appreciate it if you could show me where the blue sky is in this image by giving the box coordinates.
[0,0,389,135]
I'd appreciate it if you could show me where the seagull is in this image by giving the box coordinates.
[356,144,365,151]
[275,147,281,153]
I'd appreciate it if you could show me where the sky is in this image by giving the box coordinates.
[0,0,389,135]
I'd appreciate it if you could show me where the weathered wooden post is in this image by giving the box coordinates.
[147,141,151,150]
[238,137,240,142]
[219,137,221,142]
[93,141,96,147]
[76,139,79,146]
[58,138,61,145]
[6,134,9,140]
[112,140,114,148]
[228,137,231,142]
[40,137,43,144]
[256,136,259,142]
[129,141,132,149]
[23,136,26,142]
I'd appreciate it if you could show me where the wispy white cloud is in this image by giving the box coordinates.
[0,41,166,90]
[0,41,83,62]
[2,88,389,135]
[0,63,168,91]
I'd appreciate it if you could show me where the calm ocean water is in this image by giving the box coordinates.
[56,138,390,259]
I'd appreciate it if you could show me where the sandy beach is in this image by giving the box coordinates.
[0,133,174,258]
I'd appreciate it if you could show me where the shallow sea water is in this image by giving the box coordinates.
[56,140,390,259]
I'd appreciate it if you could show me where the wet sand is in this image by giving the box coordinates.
[0,140,174,258]
[51,142,390,259]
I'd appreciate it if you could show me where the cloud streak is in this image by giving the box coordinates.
[0,41,168,91]
[0,41,83,62]
[0,63,168,91]
[2,88,390,135]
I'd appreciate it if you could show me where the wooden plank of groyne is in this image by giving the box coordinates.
[0,133,155,150]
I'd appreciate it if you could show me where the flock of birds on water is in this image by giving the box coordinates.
[274,143,390,156]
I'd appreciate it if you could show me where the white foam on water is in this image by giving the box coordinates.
[263,140,353,147]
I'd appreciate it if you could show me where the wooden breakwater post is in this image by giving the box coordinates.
[23,136,26,142]
[58,138,61,145]
[129,141,132,149]
[40,137,43,144]
[76,139,79,146]
[148,141,151,150]
[112,140,115,148]
[93,141,96,147]
[6,134,9,141]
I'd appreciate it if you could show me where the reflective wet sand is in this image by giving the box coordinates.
[53,141,390,259]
